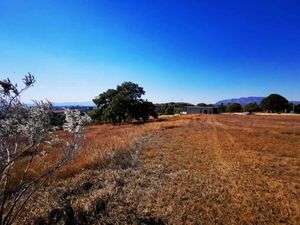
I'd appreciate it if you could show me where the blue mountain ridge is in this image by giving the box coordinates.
[215,97,300,106]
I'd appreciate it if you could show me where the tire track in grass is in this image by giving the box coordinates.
[208,115,299,224]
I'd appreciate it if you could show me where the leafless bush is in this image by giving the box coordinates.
[0,74,90,225]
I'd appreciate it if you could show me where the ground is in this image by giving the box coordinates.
[19,114,300,224]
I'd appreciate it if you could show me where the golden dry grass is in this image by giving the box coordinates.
[15,114,300,224]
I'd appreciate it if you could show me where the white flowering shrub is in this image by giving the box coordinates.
[63,109,91,155]
[63,109,91,134]
[0,74,91,225]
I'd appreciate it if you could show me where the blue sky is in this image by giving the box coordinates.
[0,0,299,104]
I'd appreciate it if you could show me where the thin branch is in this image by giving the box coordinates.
[6,156,69,225]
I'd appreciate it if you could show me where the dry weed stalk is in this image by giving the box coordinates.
[0,74,90,225]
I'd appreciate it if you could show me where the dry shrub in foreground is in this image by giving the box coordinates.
[0,75,90,225]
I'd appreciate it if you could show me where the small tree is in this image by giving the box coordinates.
[0,74,90,225]
[165,105,175,115]
[243,102,261,112]
[226,103,242,112]
[217,103,226,113]
[260,94,288,113]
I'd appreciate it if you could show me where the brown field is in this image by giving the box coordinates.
[17,114,300,224]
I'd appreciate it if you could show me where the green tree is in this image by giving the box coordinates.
[227,103,242,112]
[132,100,158,122]
[243,102,260,112]
[260,94,288,113]
[93,82,156,123]
[217,103,226,113]
[197,103,207,107]
[165,105,175,115]
[296,104,300,113]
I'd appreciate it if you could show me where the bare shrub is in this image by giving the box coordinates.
[0,74,90,225]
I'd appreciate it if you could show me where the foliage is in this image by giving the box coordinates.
[131,101,158,122]
[88,109,102,123]
[156,102,192,115]
[217,103,227,113]
[49,112,65,128]
[165,105,175,115]
[295,104,300,113]
[226,102,242,112]
[0,74,90,225]
[287,103,300,114]
[260,94,288,113]
[197,103,207,107]
[243,102,261,112]
[93,82,157,123]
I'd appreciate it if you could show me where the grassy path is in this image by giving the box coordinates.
[139,115,300,224]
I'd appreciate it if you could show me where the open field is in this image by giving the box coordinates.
[17,114,300,224]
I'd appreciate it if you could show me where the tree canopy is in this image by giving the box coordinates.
[217,103,226,113]
[260,94,288,113]
[93,82,157,123]
[226,103,242,112]
[243,102,261,112]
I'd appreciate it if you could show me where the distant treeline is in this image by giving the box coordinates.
[155,102,193,115]
[155,94,300,115]
[50,92,300,126]
[218,94,300,113]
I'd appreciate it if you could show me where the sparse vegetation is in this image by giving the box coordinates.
[2,77,300,224]
[0,75,90,225]
[10,114,300,225]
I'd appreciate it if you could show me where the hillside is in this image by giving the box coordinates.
[215,97,264,106]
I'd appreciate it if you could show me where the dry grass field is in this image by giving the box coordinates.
[17,114,300,224]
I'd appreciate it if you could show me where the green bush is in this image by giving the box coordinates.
[243,102,260,112]
[226,103,242,112]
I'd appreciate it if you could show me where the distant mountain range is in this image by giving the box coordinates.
[215,97,300,106]
[51,101,94,107]
[26,101,94,107]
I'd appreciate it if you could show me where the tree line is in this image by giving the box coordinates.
[91,85,300,120]
[217,94,300,113]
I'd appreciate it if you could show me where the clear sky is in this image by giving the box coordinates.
[0,0,299,104]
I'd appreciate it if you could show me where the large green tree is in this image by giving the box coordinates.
[260,94,288,113]
[93,82,157,123]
